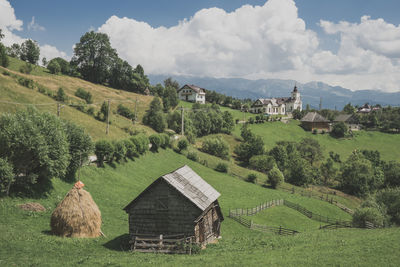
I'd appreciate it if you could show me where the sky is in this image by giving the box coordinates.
[1,0,400,92]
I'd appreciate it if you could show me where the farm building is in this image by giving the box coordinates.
[333,114,361,131]
[300,112,331,132]
[123,165,223,251]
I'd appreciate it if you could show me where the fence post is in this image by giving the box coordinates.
[250,220,253,229]
[279,226,282,235]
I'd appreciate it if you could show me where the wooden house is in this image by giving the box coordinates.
[333,114,361,131]
[123,165,223,249]
[300,112,330,132]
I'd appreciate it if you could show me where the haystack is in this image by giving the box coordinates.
[50,181,102,238]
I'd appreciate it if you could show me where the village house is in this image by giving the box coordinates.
[333,114,361,131]
[177,84,206,104]
[250,85,302,115]
[300,112,330,132]
[123,165,223,251]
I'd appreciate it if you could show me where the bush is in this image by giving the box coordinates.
[178,138,189,152]
[149,134,162,152]
[352,207,385,228]
[123,139,137,159]
[159,133,170,149]
[0,158,14,196]
[312,129,318,134]
[75,88,93,104]
[86,107,95,116]
[248,117,255,124]
[56,87,67,102]
[331,122,348,138]
[215,162,228,173]
[201,136,230,159]
[113,140,127,162]
[0,43,9,67]
[130,134,149,154]
[376,188,400,225]
[17,77,34,89]
[19,63,33,74]
[95,140,114,166]
[187,151,198,162]
[47,60,61,74]
[268,167,284,189]
[247,173,257,183]
[2,70,10,76]
[249,155,276,173]
[117,104,135,120]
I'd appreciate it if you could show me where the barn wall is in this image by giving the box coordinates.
[194,203,222,244]
[128,180,202,237]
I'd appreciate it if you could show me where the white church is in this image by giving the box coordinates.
[250,85,302,115]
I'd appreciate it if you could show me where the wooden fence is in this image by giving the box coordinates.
[229,199,298,236]
[130,234,195,254]
[283,200,352,226]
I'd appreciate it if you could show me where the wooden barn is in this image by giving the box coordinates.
[300,112,331,132]
[123,165,223,252]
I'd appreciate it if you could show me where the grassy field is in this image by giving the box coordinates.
[1,149,398,266]
[232,119,400,162]
[1,59,155,141]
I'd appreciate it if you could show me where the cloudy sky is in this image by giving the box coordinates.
[1,0,400,92]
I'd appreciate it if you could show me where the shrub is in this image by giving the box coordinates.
[235,119,239,124]
[19,63,33,74]
[95,140,114,166]
[113,140,127,162]
[2,70,10,76]
[86,107,95,116]
[75,88,93,104]
[248,117,255,124]
[376,188,400,225]
[178,138,189,152]
[56,87,67,102]
[268,167,284,189]
[47,60,61,74]
[149,134,162,152]
[17,77,34,89]
[117,104,135,120]
[312,129,318,134]
[0,158,14,196]
[331,122,348,138]
[131,134,149,154]
[201,136,230,160]
[123,139,137,159]
[249,155,276,173]
[159,133,170,149]
[247,173,257,183]
[215,162,228,173]
[187,151,198,162]
[352,207,385,228]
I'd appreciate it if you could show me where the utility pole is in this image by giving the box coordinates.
[106,99,110,135]
[319,97,322,110]
[57,102,61,117]
[134,97,138,124]
[181,106,184,136]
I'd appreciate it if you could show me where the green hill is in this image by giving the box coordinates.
[0,149,398,266]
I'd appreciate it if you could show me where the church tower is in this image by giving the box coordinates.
[291,84,302,111]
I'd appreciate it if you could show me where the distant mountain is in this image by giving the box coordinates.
[149,74,400,110]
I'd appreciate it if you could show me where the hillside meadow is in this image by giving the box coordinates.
[1,149,399,266]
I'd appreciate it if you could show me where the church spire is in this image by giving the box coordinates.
[293,82,298,93]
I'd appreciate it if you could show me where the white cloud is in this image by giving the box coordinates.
[0,0,68,64]
[28,16,45,31]
[98,0,400,92]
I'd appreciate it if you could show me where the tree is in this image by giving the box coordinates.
[234,135,265,163]
[75,88,93,104]
[343,103,356,114]
[222,111,234,134]
[42,57,48,67]
[286,151,313,186]
[0,158,14,196]
[178,138,189,152]
[297,138,323,165]
[340,152,383,197]
[7,43,21,58]
[142,97,166,132]
[62,120,93,181]
[47,57,70,75]
[97,101,109,122]
[113,140,127,162]
[20,39,40,64]
[240,123,254,141]
[331,122,348,138]
[268,166,284,189]
[376,188,400,225]
[162,85,179,111]
[384,161,400,187]
[0,43,9,67]
[201,136,230,159]
[269,145,288,171]
[47,60,61,74]
[249,155,276,173]
[71,31,117,84]
[149,134,162,152]
[56,87,67,102]
[0,108,70,195]
[320,158,337,185]
[94,140,114,167]
[164,77,179,91]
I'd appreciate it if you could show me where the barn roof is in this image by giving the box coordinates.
[300,112,330,122]
[334,114,352,122]
[123,165,221,212]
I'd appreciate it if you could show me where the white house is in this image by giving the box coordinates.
[177,84,206,104]
[250,85,302,115]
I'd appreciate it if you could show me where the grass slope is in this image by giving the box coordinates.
[1,149,397,266]
[1,58,155,140]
